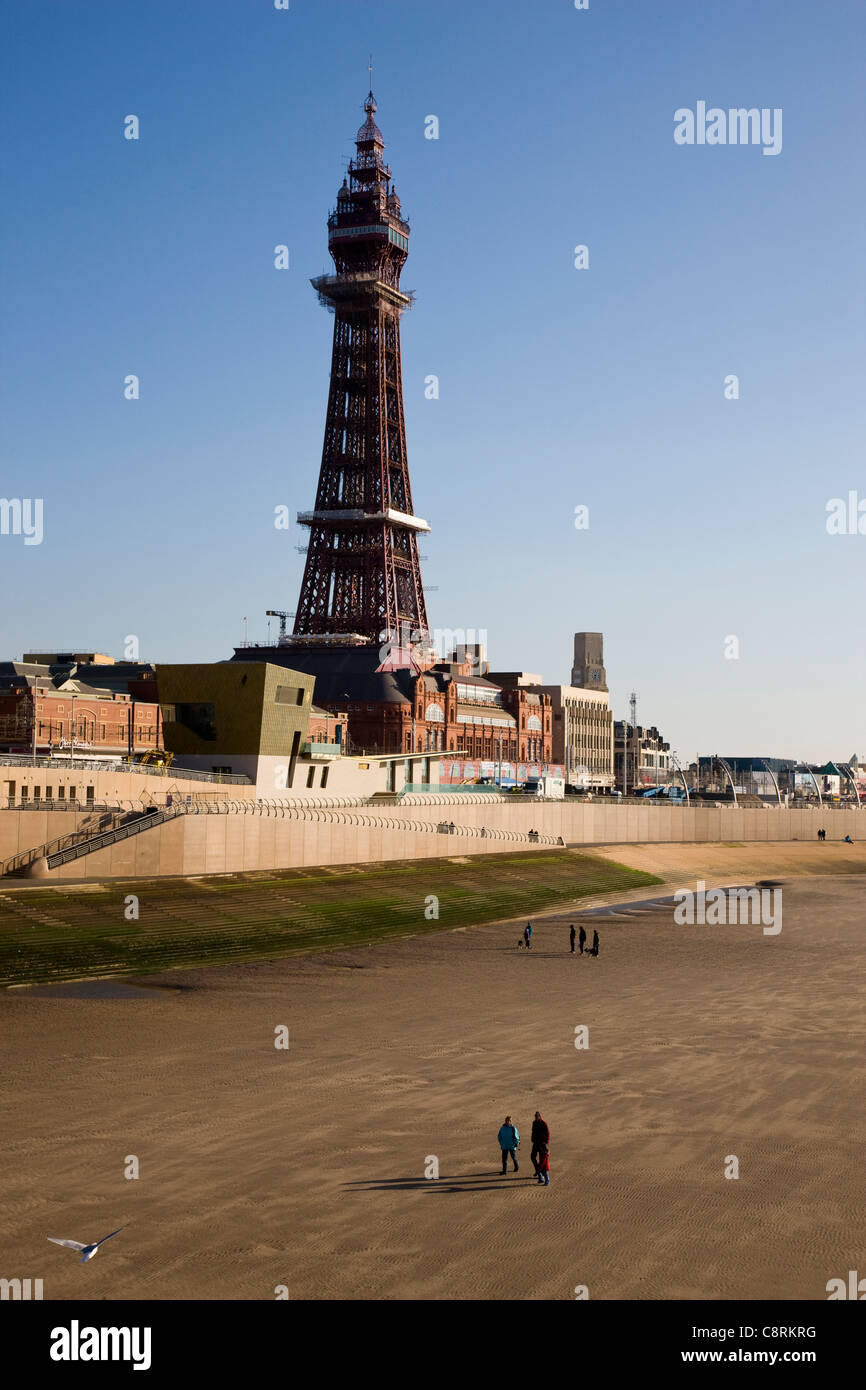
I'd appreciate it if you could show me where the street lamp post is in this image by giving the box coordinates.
[839,762,862,809]
[670,751,690,806]
[622,721,628,797]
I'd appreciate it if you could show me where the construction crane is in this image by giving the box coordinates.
[266,610,291,637]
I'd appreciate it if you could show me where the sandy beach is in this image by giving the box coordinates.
[1,843,863,1301]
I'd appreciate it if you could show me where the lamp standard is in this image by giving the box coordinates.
[670,750,690,805]
[564,698,570,790]
[340,694,351,756]
[622,721,628,797]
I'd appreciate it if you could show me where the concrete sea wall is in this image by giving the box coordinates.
[2,792,859,882]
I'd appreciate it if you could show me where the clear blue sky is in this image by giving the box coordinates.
[2,0,863,762]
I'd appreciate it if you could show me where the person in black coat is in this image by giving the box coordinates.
[530,1111,550,1175]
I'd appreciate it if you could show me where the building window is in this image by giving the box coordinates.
[86,786,95,802]
[306,767,315,788]
[321,766,329,788]
[168,702,217,741]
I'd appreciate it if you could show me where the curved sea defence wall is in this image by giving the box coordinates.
[3,792,859,882]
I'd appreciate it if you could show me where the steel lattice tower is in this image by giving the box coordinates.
[290,91,430,653]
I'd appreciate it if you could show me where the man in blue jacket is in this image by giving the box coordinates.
[497,1115,520,1174]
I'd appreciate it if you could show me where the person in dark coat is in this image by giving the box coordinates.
[578,924,587,955]
[588,929,600,957]
[530,1111,550,1176]
[524,922,533,949]
[569,924,576,953]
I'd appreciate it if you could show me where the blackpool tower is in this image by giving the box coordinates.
[289,90,430,656]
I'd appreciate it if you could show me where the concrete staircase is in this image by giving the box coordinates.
[1,808,171,878]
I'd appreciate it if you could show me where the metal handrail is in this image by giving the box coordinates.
[45,807,181,869]
[2,807,131,876]
[0,753,252,784]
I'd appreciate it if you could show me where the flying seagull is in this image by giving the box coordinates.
[47,1227,124,1263]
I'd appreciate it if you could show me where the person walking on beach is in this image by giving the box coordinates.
[536,1143,550,1186]
[578,924,587,955]
[497,1115,520,1174]
[530,1111,549,1176]
[569,924,576,953]
[524,922,533,950]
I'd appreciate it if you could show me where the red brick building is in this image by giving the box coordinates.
[306,705,348,747]
[333,652,553,767]
[230,642,554,778]
[0,661,162,760]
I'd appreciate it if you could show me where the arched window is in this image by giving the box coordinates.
[527,714,542,732]
[425,703,444,722]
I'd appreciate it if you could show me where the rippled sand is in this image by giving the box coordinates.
[1,844,863,1300]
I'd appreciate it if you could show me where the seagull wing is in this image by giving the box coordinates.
[94,1227,124,1248]
[48,1238,87,1251]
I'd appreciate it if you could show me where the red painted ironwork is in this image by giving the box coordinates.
[291,92,429,650]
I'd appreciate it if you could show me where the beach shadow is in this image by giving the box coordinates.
[500,950,584,957]
[345,1173,532,1193]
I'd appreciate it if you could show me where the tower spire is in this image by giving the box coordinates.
[290,92,429,652]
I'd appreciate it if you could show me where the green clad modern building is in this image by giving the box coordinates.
[157,662,433,798]
[158,663,319,795]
